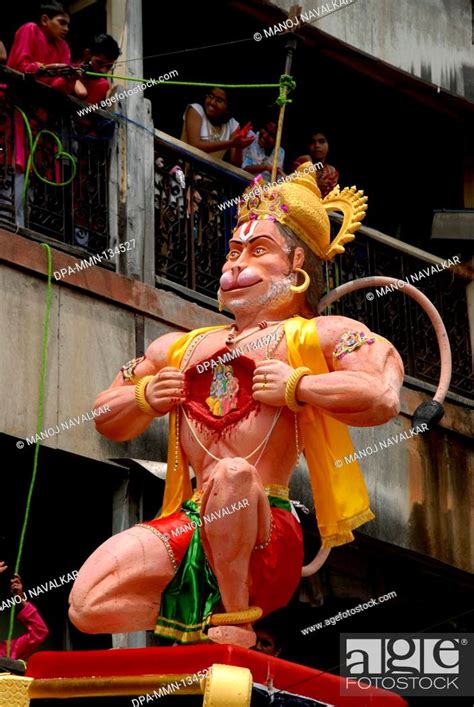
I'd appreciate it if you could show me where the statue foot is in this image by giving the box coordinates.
[208,625,256,649]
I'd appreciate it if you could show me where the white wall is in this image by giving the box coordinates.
[270,0,474,100]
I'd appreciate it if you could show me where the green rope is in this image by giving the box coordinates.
[84,70,282,89]
[276,74,297,106]
[15,106,77,212]
[6,244,53,657]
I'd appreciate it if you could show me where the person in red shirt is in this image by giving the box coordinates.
[5,3,80,223]
[6,1,75,95]
[75,34,121,106]
[0,562,49,661]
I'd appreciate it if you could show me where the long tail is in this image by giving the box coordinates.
[301,548,331,577]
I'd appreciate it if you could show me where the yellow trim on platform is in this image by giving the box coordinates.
[203,664,252,707]
[0,675,33,707]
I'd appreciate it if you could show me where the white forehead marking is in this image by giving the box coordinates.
[237,221,259,241]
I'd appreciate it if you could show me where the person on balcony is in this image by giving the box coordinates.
[74,34,121,106]
[5,2,85,227]
[71,34,121,250]
[181,87,254,165]
[293,131,339,198]
[0,561,49,661]
[242,118,285,182]
[6,1,79,95]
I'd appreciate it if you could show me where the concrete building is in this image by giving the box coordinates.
[1,0,472,661]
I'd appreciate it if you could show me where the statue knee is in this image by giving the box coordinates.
[212,457,259,488]
[68,591,97,634]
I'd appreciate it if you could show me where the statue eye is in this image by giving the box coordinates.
[254,246,266,255]
[226,250,240,260]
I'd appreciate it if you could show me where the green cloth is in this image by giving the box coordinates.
[155,495,291,644]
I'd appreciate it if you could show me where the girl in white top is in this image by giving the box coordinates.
[182,87,254,165]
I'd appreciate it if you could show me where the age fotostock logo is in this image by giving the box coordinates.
[340,633,474,697]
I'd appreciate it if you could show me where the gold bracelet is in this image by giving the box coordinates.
[285,366,312,413]
[134,375,157,416]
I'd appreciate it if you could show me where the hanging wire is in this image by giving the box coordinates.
[112,37,255,67]
[6,244,53,657]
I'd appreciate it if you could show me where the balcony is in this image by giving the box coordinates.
[0,67,112,256]
[153,133,472,401]
[153,128,250,302]
[325,222,473,400]
[0,66,472,401]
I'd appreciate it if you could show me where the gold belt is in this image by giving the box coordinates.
[264,483,289,499]
[190,483,289,506]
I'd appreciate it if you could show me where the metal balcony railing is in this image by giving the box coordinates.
[153,133,473,401]
[0,67,113,254]
[154,129,251,301]
[326,223,473,399]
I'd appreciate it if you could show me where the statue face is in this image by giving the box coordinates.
[219,220,298,314]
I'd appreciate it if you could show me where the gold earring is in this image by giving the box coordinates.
[218,296,224,312]
[290,268,310,294]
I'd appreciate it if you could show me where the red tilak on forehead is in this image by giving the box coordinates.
[238,221,259,241]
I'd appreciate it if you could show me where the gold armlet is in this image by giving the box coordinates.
[134,375,157,416]
[121,355,145,384]
[285,367,312,413]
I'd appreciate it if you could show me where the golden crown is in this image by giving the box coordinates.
[235,162,368,260]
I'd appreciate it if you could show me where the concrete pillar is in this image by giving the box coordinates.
[107,0,155,285]
[111,471,147,648]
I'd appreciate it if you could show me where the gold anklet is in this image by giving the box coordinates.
[210,606,262,626]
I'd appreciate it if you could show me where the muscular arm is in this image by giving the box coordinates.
[93,331,184,442]
[297,316,404,426]
[253,316,404,427]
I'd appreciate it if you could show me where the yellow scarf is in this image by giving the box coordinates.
[160,318,374,548]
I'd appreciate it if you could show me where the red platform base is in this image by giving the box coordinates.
[26,645,407,706]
